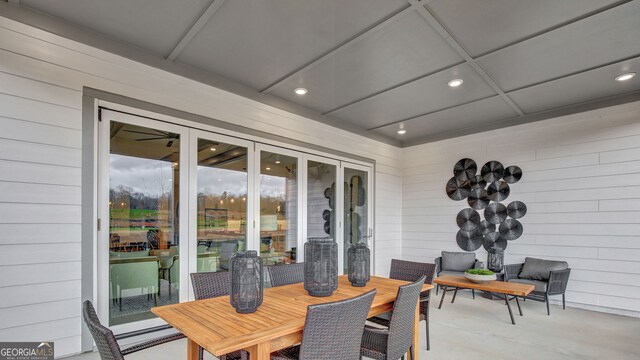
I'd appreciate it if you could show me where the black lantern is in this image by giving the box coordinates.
[304,237,338,297]
[347,242,370,287]
[487,248,504,273]
[230,251,263,314]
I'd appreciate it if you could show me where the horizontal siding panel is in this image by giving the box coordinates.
[0,223,81,245]
[536,134,640,159]
[527,201,599,214]
[531,234,640,249]
[0,181,81,205]
[516,153,600,172]
[600,147,640,164]
[526,223,640,236]
[0,71,81,109]
[525,160,640,182]
[0,262,81,287]
[0,116,82,148]
[0,298,79,329]
[0,138,81,167]
[0,243,81,266]
[524,211,640,224]
[0,203,81,224]
[599,248,640,262]
[0,317,80,343]
[0,280,80,308]
[518,173,640,193]
[0,159,81,186]
[0,93,81,129]
[535,186,640,202]
[599,199,640,212]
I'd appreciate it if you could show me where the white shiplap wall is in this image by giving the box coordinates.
[401,101,640,317]
[0,16,402,357]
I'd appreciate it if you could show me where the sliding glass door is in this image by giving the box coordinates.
[342,163,374,273]
[189,130,254,289]
[98,110,188,331]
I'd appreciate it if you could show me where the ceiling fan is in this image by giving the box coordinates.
[124,129,180,147]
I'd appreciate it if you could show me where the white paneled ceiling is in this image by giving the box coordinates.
[12,0,640,146]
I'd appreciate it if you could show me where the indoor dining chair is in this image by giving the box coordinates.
[268,263,305,287]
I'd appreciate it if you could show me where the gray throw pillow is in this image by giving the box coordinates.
[441,251,476,272]
[519,257,569,281]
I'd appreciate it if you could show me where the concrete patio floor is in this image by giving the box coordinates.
[67,292,640,360]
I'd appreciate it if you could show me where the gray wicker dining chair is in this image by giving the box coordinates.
[82,300,185,360]
[268,263,305,287]
[361,276,426,360]
[369,259,436,350]
[271,289,377,360]
[190,272,248,360]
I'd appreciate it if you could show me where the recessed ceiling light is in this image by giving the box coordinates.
[210,147,216,151]
[275,160,281,164]
[293,87,308,95]
[448,79,463,87]
[615,72,636,81]
[397,129,407,135]
[266,167,271,170]
[218,178,222,182]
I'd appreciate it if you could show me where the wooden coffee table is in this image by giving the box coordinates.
[434,275,535,325]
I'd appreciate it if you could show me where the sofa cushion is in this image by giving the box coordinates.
[441,251,476,272]
[438,270,466,277]
[510,278,548,293]
[519,257,569,281]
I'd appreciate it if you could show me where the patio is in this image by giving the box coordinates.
[67,292,640,360]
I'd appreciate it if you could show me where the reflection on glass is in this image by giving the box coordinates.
[196,139,248,273]
[260,152,298,265]
[307,160,336,241]
[108,121,180,326]
[344,168,368,272]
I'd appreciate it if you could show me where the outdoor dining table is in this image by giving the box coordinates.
[152,275,433,360]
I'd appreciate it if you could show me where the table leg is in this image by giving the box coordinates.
[451,287,458,303]
[503,294,515,325]
[437,285,447,309]
[409,301,420,360]
[515,296,523,316]
[187,339,199,360]
[247,342,271,360]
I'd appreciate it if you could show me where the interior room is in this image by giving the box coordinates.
[0,1,639,360]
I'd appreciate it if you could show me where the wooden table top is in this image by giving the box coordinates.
[152,275,433,356]
[434,275,534,297]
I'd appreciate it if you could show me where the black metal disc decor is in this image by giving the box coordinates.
[456,208,480,231]
[468,188,490,210]
[446,158,526,252]
[487,181,510,202]
[507,201,527,219]
[499,219,523,240]
[454,158,477,181]
[469,175,487,190]
[483,232,507,251]
[484,202,507,224]
[446,177,470,201]
[478,220,496,235]
[456,229,483,251]
[481,161,504,183]
[503,166,522,184]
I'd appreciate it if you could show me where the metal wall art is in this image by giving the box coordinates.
[446,158,527,254]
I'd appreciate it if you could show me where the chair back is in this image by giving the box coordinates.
[548,268,571,295]
[389,259,436,297]
[386,276,426,360]
[190,271,230,300]
[82,300,124,360]
[268,263,304,287]
[298,290,376,360]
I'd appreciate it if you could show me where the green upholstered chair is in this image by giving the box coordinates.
[109,256,159,310]
[197,252,219,272]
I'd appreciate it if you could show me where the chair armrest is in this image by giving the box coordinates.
[364,325,390,335]
[434,257,442,276]
[503,263,524,281]
[121,333,185,355]
[547,268,571,295]
[474,259,484,269]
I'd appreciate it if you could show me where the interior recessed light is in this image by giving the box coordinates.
[218,178,222,182]
[448,79,463,87]
[275,160,281,164]
[397,129,407,135]
[266,167,271,171]
[293,87,308,95]
[210,147,216,151]
[615,72,636,81]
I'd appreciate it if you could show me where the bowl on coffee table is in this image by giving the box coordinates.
[464,269,497,284]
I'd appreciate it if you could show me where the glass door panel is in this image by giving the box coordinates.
[306,159,338,239]
[194,137,250,274]
[258,150,299,265]
[100,110,187,329]
[343,165,371,273]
